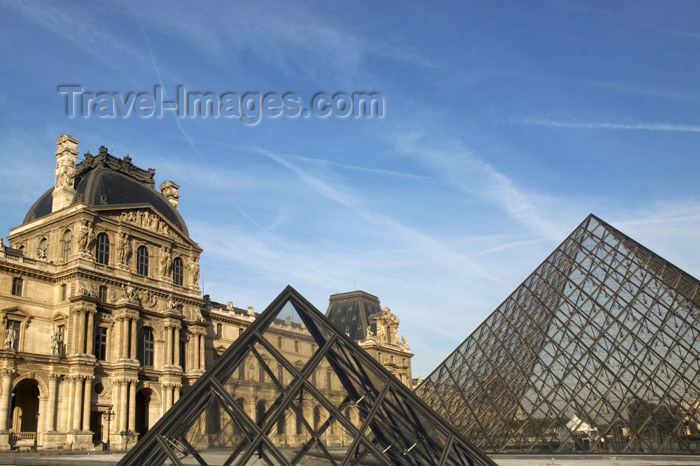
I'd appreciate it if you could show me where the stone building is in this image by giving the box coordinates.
[0,135,412,451]
[326,291,413,387]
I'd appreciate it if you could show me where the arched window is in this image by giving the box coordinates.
[38,238,48,259]
[172,257,183,286]
[137,246,149,276]
[95,233,110,265]
[62,230,72,263]
[137,327,154,367]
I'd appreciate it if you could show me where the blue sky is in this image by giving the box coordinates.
[0,0,698,376]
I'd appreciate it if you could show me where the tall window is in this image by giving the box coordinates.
[216,323,222,338]
[277,364,284,385]
[179,339,186,371]
[98,285,107,302]
[60,284,67,301]
[95,233,110,265]
[136,246,149,276]
[94,326,107,361]
[11,278,23,297]
[259,362,266,383]
[62,230,72,262]
[238,360,246,380]
[137,327,154,367]
[172,257,183,286]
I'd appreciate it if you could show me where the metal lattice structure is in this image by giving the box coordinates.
[417,214,700,454]
[118,286,496,466]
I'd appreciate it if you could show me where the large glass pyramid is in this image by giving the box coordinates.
[118,286,496,465]
[417,214,700,454]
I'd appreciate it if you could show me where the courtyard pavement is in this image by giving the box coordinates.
[0,452,697,465]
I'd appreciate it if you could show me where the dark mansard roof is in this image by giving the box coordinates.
[325,289,383,340]
[23,145,188,235]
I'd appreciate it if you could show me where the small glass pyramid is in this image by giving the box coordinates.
[119,286,496,465]
[417,214,700,454]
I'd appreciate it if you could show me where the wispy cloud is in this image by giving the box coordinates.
[252,146,503,284]
[3,1,161,86]
[585,81,700,104]
[390,130,571,240]
[123,2,365,85]
[512,117,700,133]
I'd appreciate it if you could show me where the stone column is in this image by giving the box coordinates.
[173,327,180,367]
[77,311,86,355]
[163,385,173,412]
[85,312,94,355]
[193,335,200,370]
[130,320,137,360]
[118,381,128,432]
[128,381,137,432]
[65,377,75,431]
[120,318,129,359]
[72,376,83,431]
[199,334,205,369]
[0,370,13,431]
[173,386,180,403]
[82,377,92,431]
[165,326,172,366]
[45,374,59,431]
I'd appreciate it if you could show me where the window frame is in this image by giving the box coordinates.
[172,257,183,286]
[136,246,149,276]
[94,326,108,361]
[95,232,110,265]
[62,230,72,263]
[137,326,154,367]
[11,277,23,297]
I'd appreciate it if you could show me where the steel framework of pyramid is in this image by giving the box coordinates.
[118,286,496,466]
[416,214,700,454]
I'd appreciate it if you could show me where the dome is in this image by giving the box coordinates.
[23,147,189,235]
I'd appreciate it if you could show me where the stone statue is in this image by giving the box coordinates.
[399,336,410,351]
[78,221,92,252]
[4,326,16,349]
[160,246,171,277]
[120,284,139,304]
[117,233,131,264]
[189,257,200,285]
[50,332,59,354]
[56,158,75,188]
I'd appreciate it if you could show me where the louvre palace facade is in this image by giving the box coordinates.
[0,135,412,451]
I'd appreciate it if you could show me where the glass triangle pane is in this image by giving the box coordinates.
[260,300,328,377]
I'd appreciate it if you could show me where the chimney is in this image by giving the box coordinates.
[52,134,79,212]
[160,181,180,209]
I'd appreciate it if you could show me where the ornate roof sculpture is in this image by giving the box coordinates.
[23,138,189,234]
[416,214,700,454]
[118,286,496,466]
